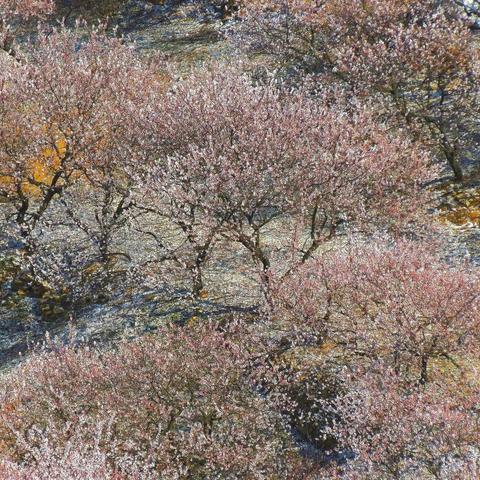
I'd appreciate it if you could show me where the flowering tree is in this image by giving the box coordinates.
[273,238,480,384]
[143,68,433,301]
[140,67,317,297]
[238,0,480,180]
[0,25,159,300]
[326,364,480,479]
[0,321,298,478]
[0,0,52,16]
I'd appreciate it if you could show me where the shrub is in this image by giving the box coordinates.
[0,322,297,478]
[272,238,480,383]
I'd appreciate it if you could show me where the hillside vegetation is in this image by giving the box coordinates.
[0,1,479,478]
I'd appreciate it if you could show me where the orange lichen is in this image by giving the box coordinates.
[0,137,68,197]
[438,189,480,227]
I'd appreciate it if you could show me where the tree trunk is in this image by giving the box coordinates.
[419,355,429,385]
[445,144,464,182]
[191,265,204,299]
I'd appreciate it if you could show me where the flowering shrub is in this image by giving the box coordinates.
[273,238,480,383]
[0,0,53,17]
[0,438,123,480]
[326,364,480,479]
[267,236,480,477]
[0,322,297,478]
